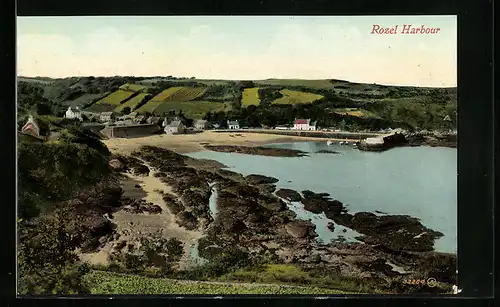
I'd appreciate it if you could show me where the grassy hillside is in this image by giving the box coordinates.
[272,89,324,105]
[241,87,260,106]
[18,76,457,131]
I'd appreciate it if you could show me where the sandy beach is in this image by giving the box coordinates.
[103,131,353,155]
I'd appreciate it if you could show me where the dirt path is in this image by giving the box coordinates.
[80,160,204,269]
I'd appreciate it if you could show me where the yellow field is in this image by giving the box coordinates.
[333,108,380,119]
[95,90,136,106]
[241,87,260,106]
[114,93,149,112]
[272,89,324,105]
[119,83,146,92]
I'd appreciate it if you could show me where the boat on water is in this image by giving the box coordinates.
[327,140,334,145]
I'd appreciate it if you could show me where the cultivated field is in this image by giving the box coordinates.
[95,90,137,106]
[119,83,146,92]
[152,101,232,118]
[114,93,149,112]
[272,89,324,105]
[241,87,260,106]
[255,79,336,89]
[134,100,164,113]
[162,87,207,102]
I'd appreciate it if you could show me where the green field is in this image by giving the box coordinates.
[114,93,149,112]
[152,101,232,118]
[95,90,136,106]
[83,270,354,295]
[272,89,324,105]
[119,83,146,92]
[241,87,260,106]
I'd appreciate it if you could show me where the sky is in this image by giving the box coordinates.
[17,16,457,87]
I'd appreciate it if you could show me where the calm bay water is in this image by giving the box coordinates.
[187,142,457,254]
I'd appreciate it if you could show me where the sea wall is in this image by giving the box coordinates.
[100,124,160,139]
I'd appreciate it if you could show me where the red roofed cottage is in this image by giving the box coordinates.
[21,115,40,138]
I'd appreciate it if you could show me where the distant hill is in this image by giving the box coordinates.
[17,76,457,131]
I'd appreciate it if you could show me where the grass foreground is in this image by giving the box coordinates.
[83,270,359,295]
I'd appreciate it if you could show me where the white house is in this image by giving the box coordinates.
[164,120,185,135]
[227,120,240,130]
[65,106,83,121]
[292,119,316,131]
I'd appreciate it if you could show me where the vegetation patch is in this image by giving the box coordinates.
[95,90,137,106]
[83,270,353,294]
[272,89,324,105]
[333,108,380,119]
[241,87,260,106]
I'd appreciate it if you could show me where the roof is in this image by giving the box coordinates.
[148,117,161,122]
[195,119,208,124]
[100,112,113,116]
[294,119,310,125]
[227,120,239,125]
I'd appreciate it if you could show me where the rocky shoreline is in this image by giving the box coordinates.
[74,145,456,293]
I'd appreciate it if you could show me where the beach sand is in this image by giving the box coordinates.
[102,131,336,155]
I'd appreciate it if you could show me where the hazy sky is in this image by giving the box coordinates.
[17,16,457,87]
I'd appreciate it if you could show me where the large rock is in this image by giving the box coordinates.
[276,189,302,202]
[245,174,279,185]
[285,221,313,239]
[109,159,125,171]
